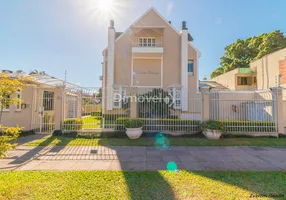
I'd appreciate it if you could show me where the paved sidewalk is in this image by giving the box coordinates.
[1,144,286,171]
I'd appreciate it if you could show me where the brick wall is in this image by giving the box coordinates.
[279,59,286,85]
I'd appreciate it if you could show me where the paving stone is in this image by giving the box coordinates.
[162,155,181,162]
[89,161,112,170]
[32,161,57,170]
[51,160,77,170]
[70,161,94,170]
[120,162,146,170]
[146,162,166,170]
[146,155,164,162]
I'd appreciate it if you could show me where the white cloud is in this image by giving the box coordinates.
[166,2,174,16]
[215,18,223,25]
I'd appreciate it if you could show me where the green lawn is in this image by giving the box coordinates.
[0,171,285,199]
[24,135,286,147]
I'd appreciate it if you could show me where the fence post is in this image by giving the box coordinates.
[271,87,284,134]
[54,86,65,130]
[130,87,137,119]
[201,87,211,121]
[76,91,82,118]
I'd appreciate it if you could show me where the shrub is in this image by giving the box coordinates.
[0,125,22,158]
[219,120,275,132]
[52,130,63,136]
[123,119,144,128]
[62,131,78,138]
[62,118,83,130]
[20,130,35,137]
[116,118,201,132]
[91,111,102,116]
[201,120,225,132]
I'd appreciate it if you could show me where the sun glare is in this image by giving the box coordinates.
[97,0,114,12]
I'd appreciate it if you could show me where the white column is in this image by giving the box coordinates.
[180,22,188,112]
[107,20,115,110]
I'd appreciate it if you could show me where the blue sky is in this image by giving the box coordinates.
[0,0,285,86]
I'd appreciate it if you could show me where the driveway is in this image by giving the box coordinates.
[1,136,286,171]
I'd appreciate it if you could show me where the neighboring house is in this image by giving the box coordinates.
[199,81,228,90]
[101,7,200,115]
[210,48,286,90]
[1,73,81,131]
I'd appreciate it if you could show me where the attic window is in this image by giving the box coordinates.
[139,37,155,47]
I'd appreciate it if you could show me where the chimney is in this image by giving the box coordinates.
[107,20,115,110]
[182,21,188,30]
[109,20,114,29]
[180,21,189,111]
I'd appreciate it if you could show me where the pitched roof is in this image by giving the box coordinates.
[237,68,254,74]
[102,7,200,57]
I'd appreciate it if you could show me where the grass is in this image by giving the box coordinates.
[0,171,285,199]
[82,116,101,129]
[81,116,116,129]
[24,135,286,147]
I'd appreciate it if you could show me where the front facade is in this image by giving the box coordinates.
[210,48,286,90]
[101,8,200,114]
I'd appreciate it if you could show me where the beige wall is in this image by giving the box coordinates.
[133,58,161,87]
[251,48,286,90]
[210,69,239,90]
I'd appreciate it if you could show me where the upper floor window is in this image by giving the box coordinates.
[188,60,194,75]
[2,95,10,112]
[139,37,156,47]
[238,77,248,85]
[43,91,54,111]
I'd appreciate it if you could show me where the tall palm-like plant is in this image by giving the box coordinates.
[29,69,47,75]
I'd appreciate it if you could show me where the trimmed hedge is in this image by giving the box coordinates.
[62,118,83,130]
[219,120,276,132]
[91,111,102,116]
[116,118,201,132]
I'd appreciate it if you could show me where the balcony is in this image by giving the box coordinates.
[132,42,164,54]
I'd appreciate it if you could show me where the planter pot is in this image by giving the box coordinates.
[125,127,143,139]
[203,129,222,140]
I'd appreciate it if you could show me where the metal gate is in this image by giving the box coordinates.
[31,89,55,133]
[210,90,277,133]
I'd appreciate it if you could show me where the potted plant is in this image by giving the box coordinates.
[201,120,224,140]
[123,119,144,139]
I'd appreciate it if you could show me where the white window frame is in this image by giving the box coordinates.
[113,87,126,109]
[2,95,11,112]
[16,90,22,111]
[138,37,156,47]
[168,87,181,109]
[188,60,194,76]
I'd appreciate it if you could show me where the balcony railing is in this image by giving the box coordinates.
[132,42,164,47]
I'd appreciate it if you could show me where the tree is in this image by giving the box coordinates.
[210,30,286,78]
[0,73,31,158]
[137,89,172,118]
[0,125,22,158]
[0,73,31,123]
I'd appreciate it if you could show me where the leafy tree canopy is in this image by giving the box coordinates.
[210,30,286,79]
